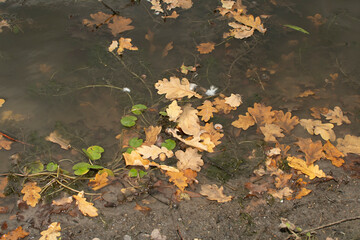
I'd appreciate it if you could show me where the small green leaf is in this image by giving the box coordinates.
[28,161,44,174]
[98,168,114,177]
[159,111,168,116]
[129,137,143,148]
[161,139,176,150]
[85,145,104,160]
[73,162,91,175]
[131,104,147,115]
[125,147,134,154]
[88,164,103,170]
[128,168,138,177]
[121,115,137,127]
[284,24,310,34]
[46,162,58,172]
[139,170,147,178]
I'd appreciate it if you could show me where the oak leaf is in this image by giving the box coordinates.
[231,112,256,130]
[224,93,242,107]
[297,90,315,97]
[268,187,293,199]
[134,203,151,215]
[322,106,350,126]
[300,119,336,141]
[168,128,208,151]
[162,41,173,57]
[287,156,326,179]
[150,0,164,13]
[260,123,285,142]
[165,171,188,191]
[21,182,41,207]
[232,12,266,33]
[294,187,312,199]
[296,138,325,165]
[200,122,224,146]
[123,151,155,169]
[0,226,29,240]
[45,131,71,150]
[88,172,109,191]
[182,169,198,184]
[0,135,13,150]
[0,177,7,198]
[82,12,112,27]
[155,77,202,100]
[52,196,73,206]
[221,0,235,9]
[275,173,292,189]
[116,37,138,55]
[273,110,299,133]
[164,0,193,10]
[310,107,329,119]
[248,103,275,126]
[73,191,98,217]
[199,133,216,152]
[212,95,236,114]
[175,148,204,172]
[224,22,254,39]
[244,182,268,195]
[197,100,218,122]
[336,135,360,156]
[108,16,135,36]
[137,145,173,160]
[177,104,200,136]
[0,98,5,107]
[39,222,61,240]
[166,100,183,122]
[144,126,162,146]
[196,42,215,54]
[323,141,345,167]
[200,184,233,202]
[162,11,179,19]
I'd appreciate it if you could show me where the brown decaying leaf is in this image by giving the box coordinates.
[0,226,29,240]
[123,151,155,169]
[268,187,293,199]
[73,191,98,217]
[0,135,13,150]
[0,177,8,198]
[177,104,200,136]
[225,93,242,107]
[224,23,254,39]
[336,135,360,156]
[137,145,173,160]
[310,107,329,119]
[88,172,109,191]
[287,156,326,180]
[1,110,25,122]
[212,95,236,114]
[294,187,312,199]
[200,184,233,203]
[144,126,162,146]
[232,12,266,33]
[244,182,268,195]
[45,131,71,150]
[275,173,292,189]
[260,123,285,142]
[248,103,275,126]
[197,100,218,122]
[297,90,315,97]
[322,106,351,126]
[82,12,112,27]
[200,122,224,146]
[162,41,173,57]
[307,13,326,27]
[155,76,202,100]
[300,119,336,141]
[116,37,138,55]
[21,182,41,207]
[273,110,299,133]
[52,196,73,206]
[150,0,164,13]
[196,42,215,54]
[166,100,183,122]
[162,11,179,19]
[108,16,135,36]
[0,98,5,107]
[323,141,345,167]
[175,147,204,172]
[134,203,151,215]
[39,222,61,240]
[167,128,208,151]
[165,171,188,191]
[296,138,325,165]
[231,112,256,130]
[182,169,198,184]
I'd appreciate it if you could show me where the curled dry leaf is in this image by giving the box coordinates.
[323,141,345,167]
[45,131,71,150]
[287,156,326,180]
[248,103,275,126]
[166,100,183,122]
[168,128,208,151]
[155,76,202,100]
[73,191,98,217]
[88,172,109,191]
[39,222,61,240]
[0,135,13,150]
[197,100,218,122]
[116,37,138,55]
[0,226,29,240]
[273,110,299,133]
[137,145,173,160]
[260,123,285,142]
[200,184,233,203]
[322,106,350,126]
[165,171,188,191]
[232,112,256,130]
[296,138,325,165]
[175,147,204,172]
[336,135,360,156]
[225,93,242,107]
[21,182,41,207]
[144,126,162,146]
[177,104,200,136]
[300,119,336,141]
[196,42,215,54]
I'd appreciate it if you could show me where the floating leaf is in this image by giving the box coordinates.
[131,104,147,115]
[284,24,309,34]
[273,110,299,133]
[196,42,215,54]
[128,168,139,178]
[0,98,5,107]
[166,100,183,122]
[0,135,13,150]
[46,162,58,172]
[39,222,61,240]
[0,177,8,198]
[175,148,204,172]
[161,139,176,150]
[336,135,360,156]
[155,77,202,100]
[121,115,137,127]
[21,182,41,207]
[248,103,275,126]
[83,145,104,160]
[73,162,91,175]
[177,104,200,136]
[116,37,138,55]
[322,106,351,126]
[300,119,335,141]
[165,171,188,191]
[73,191,98,217]
[260,123,285,142]
[144,126,162,146]
[129,137,143,148]
[45,131,71,150]
[88,172,109,191]
[231,112,256,130]
[108,16,135,36]
[197,100,218,122]
[296,138,325,165]
[27,160,44,174]
[224,93,242,107]
[287,156,326,180]
[137,145,173,160]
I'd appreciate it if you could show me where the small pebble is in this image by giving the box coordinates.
[124,235,132,240]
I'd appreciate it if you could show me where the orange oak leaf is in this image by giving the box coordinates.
[300,119,336,141]
[287,156,326,180]
[0,135,13,150]
[165,171,188,191]
[196,42,215,54]
[88,172,109,191]
[322,106,351,126]
[134,203,151,215]
[39,222,61,240]
[260,123,284,142]
[150,0,164,13]
[323,141,345,167]
[137,145,173,160]
[162,11,180,19]
[336,135,360,156]
[45,130,71,150]
[224,22,254,39]
[200,184,233,202]
[82,12,112,27]
[144,126,162,146]
[0,226,29,240]
[73,191,98,217]
[0,177,8,198]
[175,147,204,172]
[108,16,135,36]
[294,187,312,199]
[232,12,266,33]
[166,100,183,122]
[273,110,299,133]
[182,169,198,184]
[155,76,202,100]
[248,103,275,126]
[310,107,329,119]
[116,37,138,55]
[123,151,155,169]
[231,112,256,130]
[225,93,242,107]
[197,100,218,122]
[212,94,236,114]
[297,90,315,97]
[162,41,173,57]
[21,182,41,207]
[268,187,293,199]
[200,122,224,146]
[296,138,325,165]
[177,104,200,136]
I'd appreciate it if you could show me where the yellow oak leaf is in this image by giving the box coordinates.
[287,156,326,180]
[197,100,218,122]
[39,222,61,240]
[322,106,351,126]
[73,191,98,217]
[199,133,216,152]
[212,94,236,114]
[310,107,329,119]
[248,103,275,126]
[200,122,224,146]
[166,100,183,122]
[45,131,71,150]
[21,182,41,207]
[0,226,29,240]
[224,93,242,107]
[116,37,138,55]
[0,135,13,150]
[294,187,312,199]
[273,110,299,133]
[196,42,215,54]
[300,119,336,141]
[336,135,360,156]
[232,12,266,33]
[123,151,155,169]
[165,171,188,191]
[231,112,256,130]
[260,123,285,142]
[155,76,202,100]
[296,138,325,165]
[177,104,200,136]
[0,177,8,198]
[137,145,173,160]
[200,184,233,203]
[143,126,162,146]
[167,128,208,152]
[88,172,109,191]
[108,16,135,36]
[323,140,345,167]
[175,147,204,172]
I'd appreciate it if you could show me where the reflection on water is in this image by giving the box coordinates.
[0,0,359,173]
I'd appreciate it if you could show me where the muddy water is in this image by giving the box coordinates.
[0,0,359,176]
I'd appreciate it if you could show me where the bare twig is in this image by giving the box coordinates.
[300,216,360,235]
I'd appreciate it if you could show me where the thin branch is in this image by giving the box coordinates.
[300,216,360,235]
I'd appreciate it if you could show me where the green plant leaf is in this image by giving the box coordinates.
[88,165,103,170]
[159,111,168,116]
[46,162,58,172]
[84,145,104,160]
[125,147,134,154]
[128,168,138,178]
[131,104,147,115]
[98,168,114,177]
[73,162,91,175]
[129,137,143,148]
[284,24,310,34]
[139,170,147,178]
[28,161,44,174]
[121,115,137,127]
[161,139,176,150]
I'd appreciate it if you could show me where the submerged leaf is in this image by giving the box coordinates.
[200,184,233,202]
[73,191,98,217]
[21,182,41,207]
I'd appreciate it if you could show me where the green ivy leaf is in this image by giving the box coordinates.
[139,170,147,178]
[284,24,310,34]
[46,162,58,172]
[73,162,91,176]
[129,137,143,148]
[128,168,138,177]
[131,104,147,115]
[121,116,137,127]
[161,139,176,150]
[84,145,104,160]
